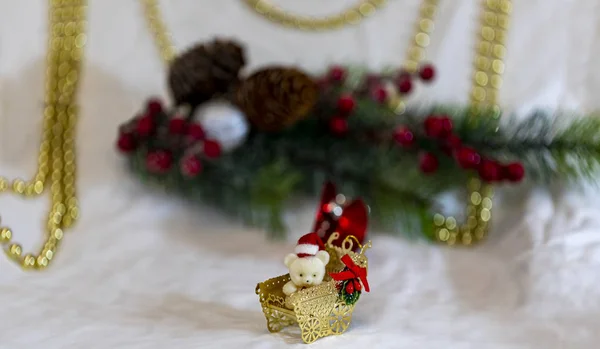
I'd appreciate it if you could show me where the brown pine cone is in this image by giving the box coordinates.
[236,66,318,132]
[168,39,246,107]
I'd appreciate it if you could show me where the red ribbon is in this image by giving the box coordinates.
[330,254,370,293]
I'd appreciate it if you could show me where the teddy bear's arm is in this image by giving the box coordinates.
[283,281,298,296]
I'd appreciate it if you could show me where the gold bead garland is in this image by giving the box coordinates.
[243,0,388,31]
[141,0,176,63]
[433,0,512,246]
[387,0,440,115]
[0,0,87,270]
[403,0,439,73]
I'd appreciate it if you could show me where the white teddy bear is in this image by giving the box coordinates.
[283,232,331,296]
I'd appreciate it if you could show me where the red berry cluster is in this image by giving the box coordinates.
[328,93,355,135]
[392,115,525,183]
[394,64,436,96]
[345,279,362,294]
[322,64,436,136]
[323,66,355,135]
[116,99,164,153]
[327,64,436,101]
[166,117,222,178]
[116,98,222,178]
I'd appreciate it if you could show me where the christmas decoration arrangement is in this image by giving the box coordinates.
[131,0,514,248]
[255,183,371,344]
[116,45,600,240]
[131,0,600,247]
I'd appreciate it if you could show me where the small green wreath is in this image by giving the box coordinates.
[339,279,361,306]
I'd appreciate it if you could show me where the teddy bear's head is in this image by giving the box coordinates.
[284,250,330,288]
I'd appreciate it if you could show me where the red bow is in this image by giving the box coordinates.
[330,254,370,293]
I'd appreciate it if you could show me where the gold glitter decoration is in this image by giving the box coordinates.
[0,0,87,270]
[242,0,388,31]
[255,234,372,344]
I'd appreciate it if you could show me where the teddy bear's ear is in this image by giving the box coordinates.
[315,250,330,265]
[284,253,298,268]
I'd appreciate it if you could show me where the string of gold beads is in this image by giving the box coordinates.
[0,0,86,270]
[387,0,440,115]
[434,0,512,246]
[140,0,176,63]
[242,0,388,31]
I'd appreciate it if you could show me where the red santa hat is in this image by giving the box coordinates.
[295,232,325,258]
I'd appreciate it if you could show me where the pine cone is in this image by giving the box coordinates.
[236,67,318,132]
[168,39,246,107]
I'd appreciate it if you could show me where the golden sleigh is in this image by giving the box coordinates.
[255,233,371,344]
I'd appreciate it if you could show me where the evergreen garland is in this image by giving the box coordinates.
[116,65,600,240]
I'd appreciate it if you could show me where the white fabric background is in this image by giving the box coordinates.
[1,0,600,348]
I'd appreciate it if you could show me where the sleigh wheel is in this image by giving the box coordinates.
[329,302,352,334]
[300,317,322,344]
[265,308,293,333]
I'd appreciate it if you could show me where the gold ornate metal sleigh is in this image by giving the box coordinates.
[255,233,371,344]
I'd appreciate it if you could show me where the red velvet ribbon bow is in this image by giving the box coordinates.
[330,254,370,293]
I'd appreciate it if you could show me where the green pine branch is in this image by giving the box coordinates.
[121,67,600,240]
[462,110,600,184]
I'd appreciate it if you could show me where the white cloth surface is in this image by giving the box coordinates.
[1,0,600,348]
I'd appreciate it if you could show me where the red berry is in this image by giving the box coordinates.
[146,98,163,115]
[316,77,330,90]
[364,74,381,87]
[419,152,439,174]
[116,133,137,153]
[337,94,356,114]
[455,147,481,169]
[393,127,415,147]
[447,135,462,148]
[397,77,413,94]
[424,115,452,139]
[146,150,172,173]
[345,281,355,295]
[329,66,346,82]
[441,134,462,156]
[419,64,436,81]
[329,117,348,135]
[168,118,186,135]
[355,280,362,291]
[504,162,525,182]
[424,116,443,138]
[370,85,388,103]
[187,123,206,141]
[203,139,222,159]
[479,159,501,182]
[136,115,154,136]
[397,70,412,79]
[439,116,453,136]
[181,156,203,177]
